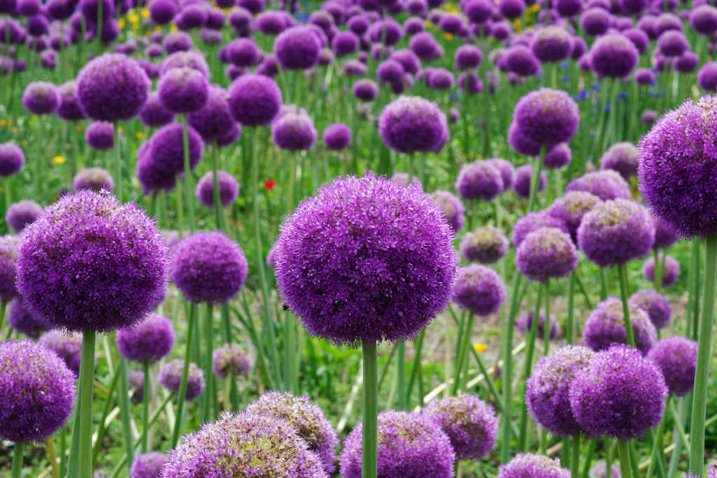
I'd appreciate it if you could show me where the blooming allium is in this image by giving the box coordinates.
[511,88,579,147]
[429,191,465,233]
[565,170,630,201]
[548,191,602,242]
[460,226,508,264]
[516,227,578,282]
[628,289,671,329]
[452,264,506,316]
[498,453,570,478]
[643,255,680,287]
[7,297,48,339]
[117,314,175,363]
[212,343,252,378]
[39,330,82,375]
[583,297,657,355]
[158,359,204,401]
[647,337,697,397]
[130,452,167,478]
[378,96,449,154]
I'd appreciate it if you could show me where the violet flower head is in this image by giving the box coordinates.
[129,370,145,403]
[512,211,569,248]
[455,160,504,201]
[274,26,322,70]
[117,313,175,363]
[513,164,547,199]
[7,298,48,339]
[228,73,283,126]
[0,235,18,302]
[212,343,252,378]
[196,170,239,209]
[160,51,210,78]
[589,33,639,79]
[379,96,449,154]
[17,191,168,332]
[274,175,456,344]
[599,142,639,181]
[565,170,630,201]
[643,255,680,287]
[460,226,508,264]
[628,289,671,329]
[57,81,86,121]
[22,81,60,115]
[652,216,679,250]
[516,227,578,283]
[85,121,114,150]
[0,143,24,177]
[583,297,657,355]
[38,330,82,375]
[544,143,572,170]
[73,167,114,193]
[272,107,317,151]
[647,337,697,397]
[511,88,579,147]
[6,200,42,233]
[130,452,167,478]
[516,311,561,341]
[486,158,515,190]
[452,264,506,316]
[187,85,237,143]
[548,191,602,243]
[323,123,351,150]
[157,66,209,114]
[429,190,465,233]
[158,359,204,401]
[530,26,572,63]
[498,454,570,478]
[146,123,204,184]
[590,462,621,478]
[139,92,175,128]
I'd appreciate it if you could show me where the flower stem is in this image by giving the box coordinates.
[202,303,215,422]
[543,280,551,355]
[397,341,407,409]
[171,303,197,448]
[451,313,475,395]
[618,440,632,478]
[500,272,524,462]
[12,441,24,478]
[141,360,151,452]
[571,435,581,478]
[566,271,576,344]
[67,329,96,478]
[118,358,134,466]
[362,341,378,478]
[181,114,196,233]
[617,264,635,348]
[519,284,543,451]
[526,145,545,213]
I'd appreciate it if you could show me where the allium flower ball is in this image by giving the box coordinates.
[512,212,569,247]
[452,264,506,316]
[353,79,379,102]
[589,33,639,79]
[516,227,578,283]
[516,311,560,341]
[531,26,572,63]
[0,143,24,177]
[454,45,482,70]
[486,158,515,190]
[569,345,667,440]
[129,370,145,403]
[117,314,174,363]
[589,462,621,478]
[228,74,282,126]
[38,330,82,375]
[498,454,570,478]
[274,175,456,344]
[187,86,237,142]
[379,96,449,154]
[195,171,239,209]
[17,191,168,332]
[158,359,204,400]
[599,142,639,181]
[423,395,498,461]
[323,123,351,150]
[272,108,317,151]
[340,411,455,478]
[147,123,204,182]
[583,297,657,355]
[212,343,252,378]
[544,143,571,170]
[85,121,114,150]
[577,199,655,267]
[245,392,338,474]
[0,341,75,443]
[698,63,717,92]
[76,53,149,121]
[7,298,47,339]
[157,67,209,114]
[652,217,679,249]
[139,92,175,127]
[22,81,60,115]
[526,345,594,437]
[548,191,601,242]
[429,190,465,233]
[0,236,19,303]
[6,200,42,233]
[455,160,504,201]
[73,168,114,193]
[513,164,547,199]
[461,226,508,264]
[566,170,630,201]
[130,452,167,478]
[643,255,680,287]
[511,88,579,147]
[647,337,697,397]
[162,412,327,477]
[629,289,671,329]
[274,26,322,70]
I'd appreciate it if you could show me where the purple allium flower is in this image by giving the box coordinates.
[0,235,18,303]
[590,462,621,478]
[212,343,252,378]
[498,454,570,478]
[392,173,423,190]
[139,92,175,128]
[0,340,75,442]
[117,313,174,363]
[635,68,656,86]
[526,345,594,436]
[544,143,571,170]
[513,164,547,199]
[580,7,610,36]
[452,264,506,316]
[129,370,144,403]
[675,52,698,74]
[274,26,322,70]
[577,199,654,267]
[376,60,404,85]
[460,226,508,264]
[516,227,578,283]
[130,452,167,478]
[6,200,42,233]
[657,30,687,57]
[158,359,204,400]
[323,123,351,150]
[73,168,114,193]
[548,192,601,242]
[186,85,237,143]
[225,38,259,68]
[698,62,717,92]
[454,45,482,70]
[368,18,403,46]
[423,395,498,461]
[511,88,579,147]
[7,298,47,339]
[647,337,697,397]
[486,159,515,190]
[85,121,114,150]
[162,412,327,477]
[76,53,149,121]
[340,411,455,478]
[691,5,717,35]
[531,26,571,63]
[652,216,679,250]
[0,143,24,177]
[429,191,465,233]
[38,330,82,375]
[512,211,568,247]
[599,142,639,181]
[378,96,448,154]
[274,175,456,344]
[17,191,168,332]
[583,297,657,355]
[499,0,524,18]
[245,392,338,474]
[455,160,503,201]
[353,79,379,102]
[149,0,176,24]
[589,33,638,79]
[228,73,282,126]
[272,107,317,151]
[516,310,560,341]
[643,255,680,287]
[503,45,540,77]
[195,171,239,209]
[147,122,204,179]
[569,344,667,440]
[629,289,671,329]
[157,67,209,114]
[565,170,630,201]
[22,81,60,115]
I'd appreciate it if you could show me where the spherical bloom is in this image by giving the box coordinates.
[652,217,679,249]
[22,81,60,115]
[512,89,579,147]
[629,289,671,329]
[228,74,282,126]
[158,359,204,400]
[0,236,19,301]
[73,168,114,193]
[503,45,540,77]
[647,337,697,397]
[455,160,503,201]
[274,175,456,344]
[675,52,698,74]
[570,344,667,440]
[499,0,524,19]
[635,68,656,86]
[274,26,322,70]
[245,392,338,474]
[7,298,47,339]
[580,7,610,36]
[341,411,454,478]
[589,33,639,79]
[149,0,177,24]
[0,341,75,442]
[657,30,688,57]
[38,330,82,375]
[147,123,204,182]
[161,412,327,477]
[6,200,42,233]
[517,227,578,283]
[318,123,351,151]
[698,62,717,92]
[139,92,175,128]
[512,212,568,248]
[548,192,601,242]
[76,53,149,121]
[392,173,423,190]
[516,311,560,341]
[353,79,379,102]
[513,164,547,199]
[452,264,506,316]
[130,452,167,478]
[486,159,515,190]
[526,345,595,436]
[378,96,448,154]
[226,38,259,67]
[599,142,639,181]
[117,314,174,363]
[589,462,621,478]
[429,190,465,233]
[531,26,571,63]
[85,121,114,150]
[643,255,680,287]
[565,170,630,201]
[544,143,571,170]
[157,67,209,115]
[272,108,317,151]
[212,343,252,378]
[583,297,657,355]
[461,226,508,264]
[195,171,239,209]
[423,395,498,461]
[0,143,24,177]
[454,45,482,70]
[498,454,570,478]
[691,5,717,35]
[17,191,168,332]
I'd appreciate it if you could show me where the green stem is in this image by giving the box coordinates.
[581,439,597,478]
[67,329,96,478]
[284,314,297,394]
[518,284,543,451]
[118,358,134,467]
[543,280,550,355]
[571,435,580,478]
[362,341,378,478]
[452,313,475,395]
[141,360,151,452]
[397,341,407,409]
[203,303,215,422]
[171,303,197,448]
[210,144,225,231]
[12,442,24,478]
[500,272,524,462]
[617,264,635,348]
[405,330,425,404]
[181,114,196,233]
[618,441,633,478]
[566,271,576,344]
[526,145,546,212]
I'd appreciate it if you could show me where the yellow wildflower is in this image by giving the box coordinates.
[53,155,65,165]
[473,343,488,354]
[136,131,144,140]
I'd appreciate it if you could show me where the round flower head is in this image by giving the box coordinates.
[161,412,327,477]
[160,51,210,78]
[0,341,75,442]
[647,337,697,397]
[272,108,317,151]
[85,121,114,150]
[171,231,248,304]
[657,31,687,57]
[599,142,639,181]
[73,168,114,193]
[691,5,717,35]
[212,343,252,378]
[486,158,515,190]
[139,92,175,127]
[195,171,239,209]
[589,33,639,79]
[429,190,465,233]
[323,123,351,150]
[0,143,24,177]
[583,297,657,355]
[353,79,379,102]
[147,123,204,184]
[643,255,680,287]
[565,170,630,201]
[652,217,679,250]
[512,212,569,248]
[17,191,168,332]
[452,264,506,316]
[544,143,571,170]
[130,452,167,478]
[531,26,572,63]
[57,81,86,121]
[7,298,47,339]
[503,46,540,78]
[498,454,570,478]
[548,191,602,242]
[76,53,150,121]
[245,392,338,474]
[6,200,42,233]
[228,73,282,126]
[569,344,667,440]
[0,236,19,303]
[577,199,655,267]
[158,359,204,400]
[461,226,508,264]
[512,89,579,147]
[516,311,560,341]
[513,164,547,199]
[516,227,577,283]
[117,314,174,363]
[274,26,322,70]
[455,160,504,201]
[526,345,595,436]
[157,66,209,114]
[39,330,82,375]
[454,45,482,70]
[22,81,60,115]
[589,462,621,478]
[340,411,455,478]
[186,85,237,143]
[699,63,717,92]
[128,370,145,403]
[379,96,449,154]
[423,395,498,461]
[635,68,656,86]
[628,289,671,329]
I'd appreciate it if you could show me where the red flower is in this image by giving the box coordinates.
[264,179,276,191]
